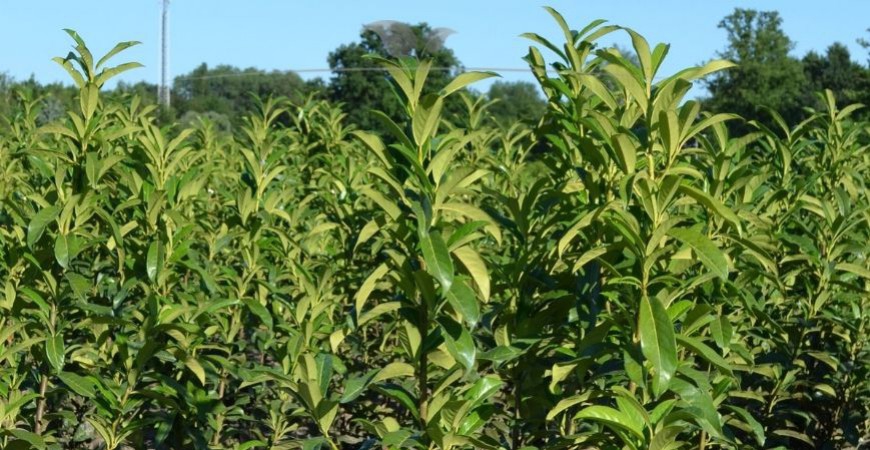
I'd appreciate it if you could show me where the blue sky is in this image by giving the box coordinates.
[2,1,869,94]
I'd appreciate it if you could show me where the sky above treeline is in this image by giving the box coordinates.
[2,0,869,92]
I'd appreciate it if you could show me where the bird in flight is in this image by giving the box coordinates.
[364,21,456,57]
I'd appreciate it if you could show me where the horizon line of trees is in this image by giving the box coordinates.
[2,8,870,135]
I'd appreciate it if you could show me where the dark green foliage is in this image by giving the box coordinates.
[803,43,870,107]
[172,63,313,124]
[327,23,463,132]
[485,81,546,125]
[704,8,809,131]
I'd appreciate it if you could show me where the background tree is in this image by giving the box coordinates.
[172,63,316,127]
[486,80,546,125]
[803,43,870,108]
[704,8,809,132]
[327,22,463,132]
[0,73,11,119]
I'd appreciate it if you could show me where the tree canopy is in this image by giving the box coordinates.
[803,43,870,107]
[486,81,546,125]
[703,9,809,131]
[327,22,463,131]
[172,63,316,122]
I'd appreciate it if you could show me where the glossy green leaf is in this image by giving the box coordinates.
[639,295,677,398]
[445,277,480,328]
[438,317,476,372]
[45,333,65,372]
[54,234,70,269]
[575,405,644,440]
[27,206,60,248]
[442,71,498,97]
[421,230,454,293]
[57,371,96,398]
[668,227,728,279]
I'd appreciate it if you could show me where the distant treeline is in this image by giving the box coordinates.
[2,8,869,135]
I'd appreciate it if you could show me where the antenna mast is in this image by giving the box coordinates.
[159,0,171,109]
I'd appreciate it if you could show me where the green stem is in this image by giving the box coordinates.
[418,315,429,428]
[511,363,522,449]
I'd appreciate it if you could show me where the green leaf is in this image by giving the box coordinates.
[238,440,268,450]
[639,295,677,398]
[7,429,46,450]
[613,386,650,431]
[54,234,70,269]
[373,383,419,419]
[452,246,490,302]
[438,317,476,372]
[546,393,592,421]
[360,186,402,220]
[441,71,499,97]
[478,346,523,363]
[805,351,839,370]
[382,430,414,447]
[341,369,379,403]
[678,185,741,233]
[465,376,503,411]
[371,362,415,383]
[315,399,339,433]
[625,28,653,83]
[726,405,765,446]
[669,377,723,438]
[146,240,163,282]
[668,227,728,279]
[314,353,334,396]
[421,231,454,293]
[649,425,682,450]
[185,357,206,385]
[710,316,733,350]
[412,94,444,147]
[836,262,870,280]
[358,301,402,327]
[813,383,836,397]
[772,429,814,446]
[27,206,60,248]
[676,334,733,375]
[354,263,390,320]
[46,333,65,373]
[65,272,90,302]
[445,277,480,328]
[575,405,644,440]
[57,371,96,398]
[611,133,637,174]
[241,297,273,329]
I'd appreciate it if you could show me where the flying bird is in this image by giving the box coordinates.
[422,27,456,55]
[364,21,457,57]
[364,21,417,57]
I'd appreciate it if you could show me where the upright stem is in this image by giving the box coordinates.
[418,308,429,426]
[511,363,522,449]
[211,377,227,446]
[36,303,58,434]
[34,374,48,434]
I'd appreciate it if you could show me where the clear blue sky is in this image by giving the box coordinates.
[2,1,869,93]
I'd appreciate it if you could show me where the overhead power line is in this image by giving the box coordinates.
[173,66,669,82]
[174,67,559,81]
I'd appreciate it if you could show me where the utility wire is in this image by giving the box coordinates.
[173,66,547,81]
[173,66,669,81]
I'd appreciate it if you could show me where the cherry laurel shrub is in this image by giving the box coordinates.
[0,9,868,450]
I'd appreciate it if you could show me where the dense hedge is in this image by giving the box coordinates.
[0,9,868,450]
